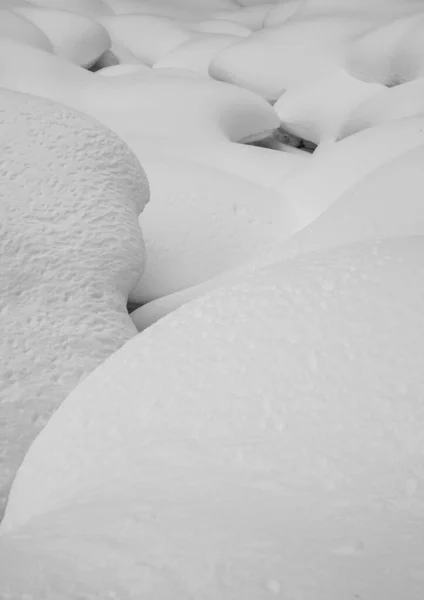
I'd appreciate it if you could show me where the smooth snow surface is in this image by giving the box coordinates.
[130,115,424,328]
[1,0,424,597]
[13,5,112,67]
[3,236,424,599]
[130,154,289,301]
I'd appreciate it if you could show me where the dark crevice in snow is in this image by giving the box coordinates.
[247,127,317,155]
[89,50,120,72]
[127,301,142,315]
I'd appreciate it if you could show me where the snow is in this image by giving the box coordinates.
[13,5,112,67]
[1,0,424,597]
[0,86,148,522]
[3,237,424,598]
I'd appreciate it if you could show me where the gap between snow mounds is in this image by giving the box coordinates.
[250,127,317,155]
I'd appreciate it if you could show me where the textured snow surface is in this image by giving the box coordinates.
[1,0,424,597]
[0,87,148,518]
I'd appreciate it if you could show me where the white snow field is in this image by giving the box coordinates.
[0,0,423,598]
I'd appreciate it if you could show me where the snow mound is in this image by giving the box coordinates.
[3,236,424,599]
[0,87,148,520]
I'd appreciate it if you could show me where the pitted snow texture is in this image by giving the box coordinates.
[0,88,149,520]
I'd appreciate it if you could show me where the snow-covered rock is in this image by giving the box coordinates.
[124,136,308,303]
[25,0,113,17]
[104,0,235,20]
[130,153,295,302]
[263,0,305,27]
[130,115,424,329]
[209,13,371,101]
[347,11,424,86]
[274,68,385,144]
[129,135,309,189]
[98,13,192,65]
[0,36,97,106]
[0,37,279,149]
[12,5,111,67]
[0,87,148,521]
[212,3,274,30]
[191,18,251,37]
[2,236,424,600]
[255,139,424,264]
[82,72,279,158]
[341,78,424,138]
[153,33,241,76]
[0,8,53,51]
[96,62,151,76]
[210,0,424,104]
[2,3,424,597]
